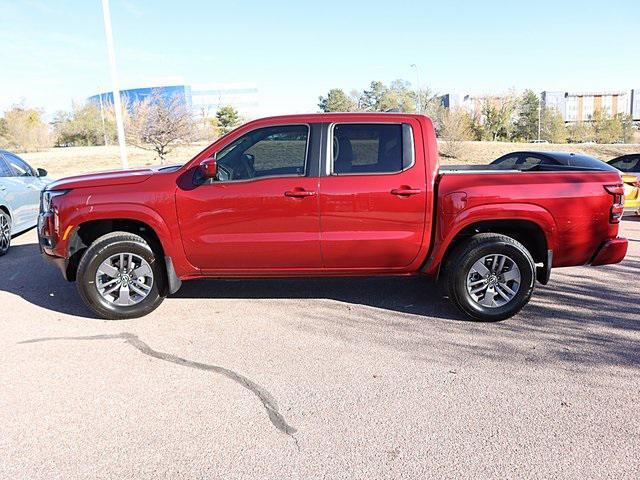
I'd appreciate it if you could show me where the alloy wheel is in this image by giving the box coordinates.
[466,254,521,308]
[95,252,154,306]
[0,215,10,253]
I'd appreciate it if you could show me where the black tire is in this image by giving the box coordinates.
[0,211,11,256]
[443,233,535,322]
[76,231,165,320]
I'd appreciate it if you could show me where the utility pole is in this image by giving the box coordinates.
[411,64,422,114]
[101,0,128,169]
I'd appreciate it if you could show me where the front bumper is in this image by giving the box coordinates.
[590,238,628,266]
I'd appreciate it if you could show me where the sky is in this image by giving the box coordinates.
[1,0,638,118]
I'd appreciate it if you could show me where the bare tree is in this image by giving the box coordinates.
[126,91,194,164]
[439,107,471,158]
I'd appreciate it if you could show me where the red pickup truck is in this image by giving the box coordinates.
[39,113,628,321]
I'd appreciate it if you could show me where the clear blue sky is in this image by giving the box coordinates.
[1,0,638,117]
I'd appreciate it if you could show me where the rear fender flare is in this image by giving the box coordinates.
[426,203,558,276]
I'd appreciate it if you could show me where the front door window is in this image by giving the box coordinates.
[216,125,309,181]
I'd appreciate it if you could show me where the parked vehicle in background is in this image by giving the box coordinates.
[488,151,617,172]
[0,150,52,255]
[618,174,640,213]
[607,154,640,176]
[38,114,628,321]
[606,154,640,214]
[531,139,549,144]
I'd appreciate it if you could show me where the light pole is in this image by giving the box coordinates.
[411,64,421,114]
[537,94,542,141]
[101,0,128,169]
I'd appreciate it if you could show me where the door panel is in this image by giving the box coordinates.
[319,174,426,269]
[0,178,31,231]
[176,178,321,270]
[175,123,322,272]
[2,153,41,229]
[319,122,427,269]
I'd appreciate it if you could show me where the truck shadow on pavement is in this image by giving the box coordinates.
[3,239,640,371]
[0,241,463,321]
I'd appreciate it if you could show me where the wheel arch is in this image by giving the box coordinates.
[440,219,549,267]
[66,218,167,282]
[427,205,556,284]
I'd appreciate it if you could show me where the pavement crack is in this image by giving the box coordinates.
[18,333,297,436]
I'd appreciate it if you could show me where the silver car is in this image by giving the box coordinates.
[0,150,52,255]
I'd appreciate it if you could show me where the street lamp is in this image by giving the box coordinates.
[411,64,421,114]
[101,0,128,169]
[538,93,542,142]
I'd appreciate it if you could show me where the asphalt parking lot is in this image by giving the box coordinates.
[1,220,639,479]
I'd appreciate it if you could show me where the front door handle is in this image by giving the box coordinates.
[391,187,422,196]
[284,189,317,198]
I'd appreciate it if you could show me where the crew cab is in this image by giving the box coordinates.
[38,113,628,321]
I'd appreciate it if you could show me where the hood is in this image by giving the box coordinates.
[46,167,159,191]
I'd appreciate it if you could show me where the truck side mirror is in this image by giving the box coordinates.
[199,157,217,180]
[37,168,48,177]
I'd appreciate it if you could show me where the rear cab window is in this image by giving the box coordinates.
[330,123,413,175]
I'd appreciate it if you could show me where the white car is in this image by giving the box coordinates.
[0,150,52,255]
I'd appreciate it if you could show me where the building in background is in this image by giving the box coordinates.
[439,93,515,122]
[88,83,259,118]
[541,90,634,122]
[630,89,640,121]
[441,89,640,123]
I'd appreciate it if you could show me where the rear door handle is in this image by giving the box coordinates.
[284,189,317,198]
[391,188,422,196]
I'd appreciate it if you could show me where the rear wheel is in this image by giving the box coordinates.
[0,211,11,256]
[76,232,165,319]
[444,233,535,321]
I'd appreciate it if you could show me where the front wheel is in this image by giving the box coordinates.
[76,232,165,320]
[0,211,11,256]
[444,233,535,321]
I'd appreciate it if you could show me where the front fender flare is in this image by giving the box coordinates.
[62,202,179,262]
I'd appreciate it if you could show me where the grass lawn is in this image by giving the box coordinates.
[20,140,640,178]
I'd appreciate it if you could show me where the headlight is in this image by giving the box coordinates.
[40,190,69,213]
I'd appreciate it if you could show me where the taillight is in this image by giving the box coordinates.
[604,184,624,223]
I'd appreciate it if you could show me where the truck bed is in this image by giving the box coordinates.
[432,168,623,270]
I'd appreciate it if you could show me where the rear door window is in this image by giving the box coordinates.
[331,123,410,174]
